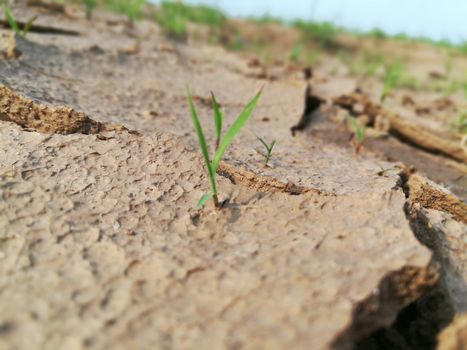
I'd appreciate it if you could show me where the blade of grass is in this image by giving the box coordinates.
[211,89,262,172]
[197,193,212,208]
[211,91,223,147]
[257,136,269,151]
[2,2,21,35]
[348,116,365,142]
[187,86,218,207]
[269,140,276,153]
[257,136,276,164]
[22,15,37,36]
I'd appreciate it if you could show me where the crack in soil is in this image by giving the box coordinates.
[0,84,128,134]
[218,161,327,195]
[333,92,467,164]
[0,20,80,36]
[331,171,465,350]
[332,265,440,350]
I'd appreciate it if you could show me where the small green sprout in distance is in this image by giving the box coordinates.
[187,87,262,209]
[83,0,97,20]
[380,62,403,103]
[107,0,145,27]
[451,112,467,134]
[347,116,366,155]
[2,2,36,37]
[289,43,302,63]
[256,136,276,166]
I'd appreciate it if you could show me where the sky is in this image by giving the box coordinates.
[176,0,467,43]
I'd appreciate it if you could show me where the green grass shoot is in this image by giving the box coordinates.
[187,87,261,208]
[257,136,276,166]
[211,91,223,148]
[2,2,21,36]
[107,0,145,26]
[451,113,467,134]
[2,2,36,37]
[84,0,97,20]
[380,62,404,102]
[347,116,366,155]
[289,43,302,63]
[22,15,37,36]
[155,1,225,41]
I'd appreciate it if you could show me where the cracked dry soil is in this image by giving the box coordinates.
[0,2,466,350]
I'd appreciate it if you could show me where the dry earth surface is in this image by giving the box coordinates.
[0,2,466,350]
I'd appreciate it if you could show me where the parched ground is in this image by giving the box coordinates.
[0,2,466,350]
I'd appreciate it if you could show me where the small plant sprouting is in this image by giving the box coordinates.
[211,92,222,149]
[347,116,366,155]
[107,0,145,27]
[451,112,467,134]
[2,2,36,37]
[380,62,403,103]
[289,43,302,63]
[256,136,276,166]
[187,87,262,209]
[84,0,97,20]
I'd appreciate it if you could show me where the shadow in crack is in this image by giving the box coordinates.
[331,265,443,350]
[352,280,454,350]
[291,68,325,136]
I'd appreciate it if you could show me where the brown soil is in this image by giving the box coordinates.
[0,2,466,350]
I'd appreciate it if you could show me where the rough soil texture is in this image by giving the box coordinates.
[0,2,466,350]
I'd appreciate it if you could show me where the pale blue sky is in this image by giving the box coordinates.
[169,0,467,43]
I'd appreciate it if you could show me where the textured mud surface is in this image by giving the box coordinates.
[0,2,466,350]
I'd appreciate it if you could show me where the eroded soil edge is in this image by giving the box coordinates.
[0,84,128,134]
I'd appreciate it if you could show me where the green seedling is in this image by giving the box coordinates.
[211,92,223,148]
[289,43,302,63]
[2,2,20,35]
[451,113,467,134]
[293,20,338,49]
[155,1,226,41]
[256,136,276,166]
[187,87,261,208]
[107,0,145,26]
[83,0,97,20]
[380,62,403,103]
[2,2,36,37]
[347,116,366,155]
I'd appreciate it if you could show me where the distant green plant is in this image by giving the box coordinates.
[2,2,36,37]
[347,117,366,155]
[155,7,186,40]
[451,113,467,134]
[304,50,320,66]
[443,80,459,96]
[155,1,225,40]
[83,0,97,20]
[227,33,246,51]
[256,136,276,166]
[289,43,302,63]
[293,20,338,48]
[249,14,283,25]
[369,28,387,40]
[187,87,261,208]
[107,0,145,25]
[361,50,384,77]
[381,62,404,102]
